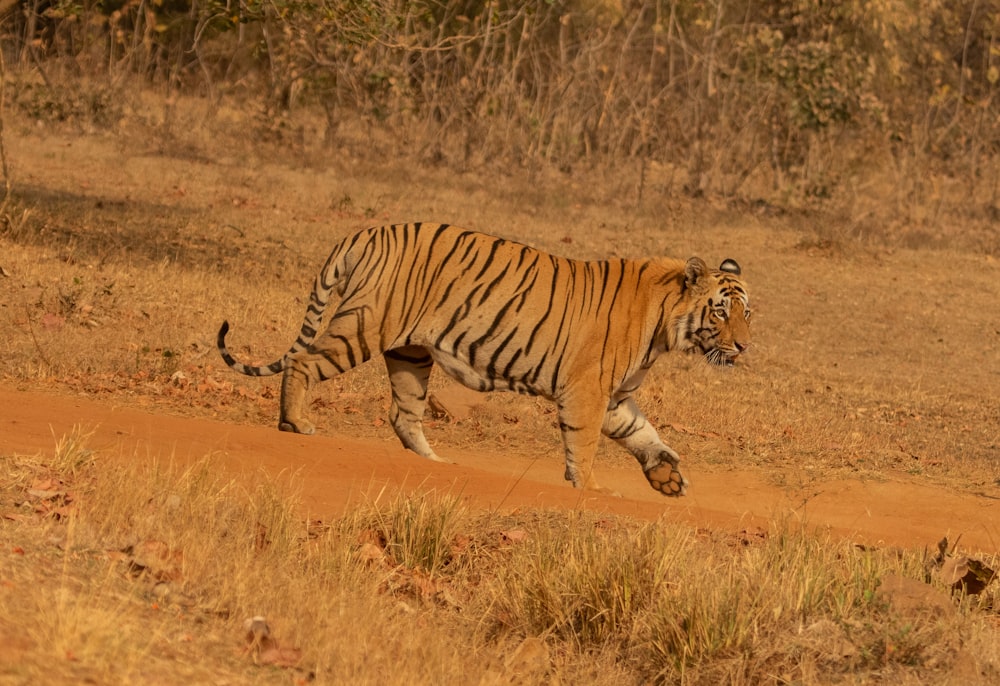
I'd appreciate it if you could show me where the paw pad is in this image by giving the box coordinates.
[645,462,687,497]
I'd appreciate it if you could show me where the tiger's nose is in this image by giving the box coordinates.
[735,340,749,354]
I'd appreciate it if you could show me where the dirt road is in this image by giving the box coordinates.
[2,387,997,553]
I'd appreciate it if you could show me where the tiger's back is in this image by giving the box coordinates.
[218,223,751,496]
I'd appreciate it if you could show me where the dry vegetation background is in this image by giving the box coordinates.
[0,0,999,684]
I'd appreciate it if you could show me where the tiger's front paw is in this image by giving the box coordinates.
[644,453,687,497]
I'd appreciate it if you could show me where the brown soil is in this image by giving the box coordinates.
[3,386,997,553]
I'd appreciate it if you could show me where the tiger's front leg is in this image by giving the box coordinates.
[603,397,687,497]
[556,396,617,495]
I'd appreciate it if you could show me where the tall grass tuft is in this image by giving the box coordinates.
[360,489,467,575]
[491,516,690,648]
[485,514,988,683]
[637,525,887,677]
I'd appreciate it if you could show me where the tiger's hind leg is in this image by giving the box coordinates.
[279,309,377,435]
[384,346,448,463]
[602,397,687,497]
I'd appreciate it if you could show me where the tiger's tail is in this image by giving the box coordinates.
[216,234,355,377]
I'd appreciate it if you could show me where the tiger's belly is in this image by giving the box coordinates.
[428,349,547,398]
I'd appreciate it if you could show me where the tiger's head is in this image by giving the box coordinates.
[676,257,751,366]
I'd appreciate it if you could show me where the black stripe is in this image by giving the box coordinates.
[477,263,512,305]
[435,282,484,349]
[471,236,506,281]
[599,261,627,362]
[485,327,520,380]
[523,255,560,356]
[384,348,432,365]
[608,416,641,439]
[468,294,520,367]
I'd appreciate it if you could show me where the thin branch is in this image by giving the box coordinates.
[0,40,10,218]
[24,304,54,370]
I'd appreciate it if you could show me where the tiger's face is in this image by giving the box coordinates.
[681,257,751,366]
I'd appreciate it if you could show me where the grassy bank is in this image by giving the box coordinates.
[2,430,997,684]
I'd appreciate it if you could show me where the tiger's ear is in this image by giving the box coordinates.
[684,257,709,289]
[719,258,741,275]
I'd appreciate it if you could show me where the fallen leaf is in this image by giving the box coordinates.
[41,313,65,330]
[500,529,528,544]
[929,536,998,596]
[28,489,66,500]
[259,646,302,668]
[939,556,971,586]
[121,540,184,582]
[427,385,483,422]
[356,542,386,564]
[938,556,997,595]
[241,616,303,669]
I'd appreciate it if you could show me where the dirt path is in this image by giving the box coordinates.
[2,387,997,553]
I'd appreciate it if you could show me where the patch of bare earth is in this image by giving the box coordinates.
[2,387,997,554]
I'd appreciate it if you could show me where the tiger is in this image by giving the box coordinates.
[217,223,751,497]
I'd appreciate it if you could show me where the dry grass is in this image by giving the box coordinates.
[1,89,999,683]
[1,430,998,684]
